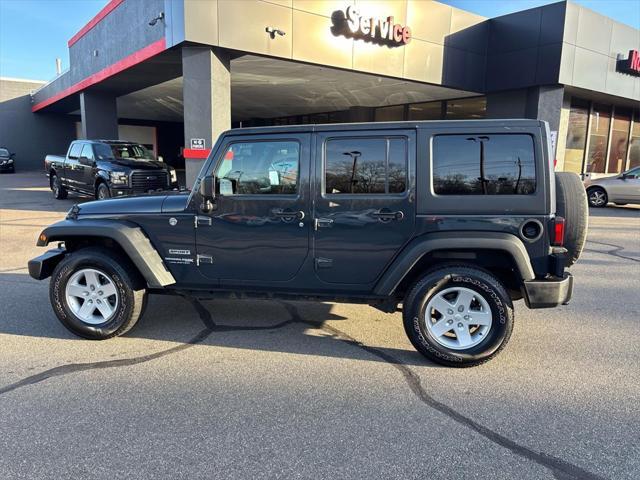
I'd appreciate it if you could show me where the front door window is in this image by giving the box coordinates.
[216,141,299,195]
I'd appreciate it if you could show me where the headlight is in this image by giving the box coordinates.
[169,168,177,183]
[7,159,13,163]
[109,171,128,185]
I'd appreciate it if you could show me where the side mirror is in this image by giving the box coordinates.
[157,155,164,162]
[199,175,217,213]
[10,153,15,159]
[79,156,94,166]
[199,175,216,199]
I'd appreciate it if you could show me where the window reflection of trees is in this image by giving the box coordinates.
[325,138,407,194]
[433,135,536,195]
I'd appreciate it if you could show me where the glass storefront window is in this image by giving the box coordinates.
[585,103,611,174]
[607,108,632,173]
[564,99,589,174]
[374,105,406,122]
[445,97,487,119]
[408,101,442,120]
[629,110,640,170]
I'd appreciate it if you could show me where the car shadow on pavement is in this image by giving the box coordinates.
[0,273,437,368]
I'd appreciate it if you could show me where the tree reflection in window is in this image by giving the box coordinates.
[325,138,407,194]
[433,134,536,195]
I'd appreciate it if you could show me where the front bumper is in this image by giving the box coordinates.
[523,273,573,309]
[28,248,65,280]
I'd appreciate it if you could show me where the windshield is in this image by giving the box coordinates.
[94,143,155,161]
[0,148,9,157]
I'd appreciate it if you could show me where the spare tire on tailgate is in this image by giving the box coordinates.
[555,172,588,267]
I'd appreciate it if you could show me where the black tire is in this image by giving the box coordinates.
[403,265,514,368]
[49,247,147,339]
[96,182,111,200]
[51,173,68,199]
[586,186,608,208]
[556,172,588,266]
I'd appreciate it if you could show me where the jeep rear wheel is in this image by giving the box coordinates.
[49,247,147,339]
[403,266,514,367]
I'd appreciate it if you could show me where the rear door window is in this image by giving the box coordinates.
[432,134,536,195]
[324,137,407,194]
[68,143,83,159]
[80,144,95,161]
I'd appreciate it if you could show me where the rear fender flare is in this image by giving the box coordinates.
[36,219,175,288]
[374,232,535,296]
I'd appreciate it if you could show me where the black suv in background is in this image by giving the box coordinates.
[45,140,178,200]
[0,146,16,173]
[30,120,588,367]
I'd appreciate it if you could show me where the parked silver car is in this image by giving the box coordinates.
[584,167,640,207]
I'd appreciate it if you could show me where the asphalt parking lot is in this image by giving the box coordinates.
[1,171,639,480]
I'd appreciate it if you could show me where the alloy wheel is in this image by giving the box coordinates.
[424,287,493,350]
[65,268,119,324]
[589,190,606,207]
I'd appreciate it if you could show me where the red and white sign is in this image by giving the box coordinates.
[617,49,640,76]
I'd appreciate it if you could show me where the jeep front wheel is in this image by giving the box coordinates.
[49,247,147,339]
[403,266,514,367]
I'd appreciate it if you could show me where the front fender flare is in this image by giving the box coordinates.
[36,219,175,288]
[374,232,535,296]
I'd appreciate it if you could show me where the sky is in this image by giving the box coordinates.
[0,0,639,82]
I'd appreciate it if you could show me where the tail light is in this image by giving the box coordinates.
[553,216,565,246]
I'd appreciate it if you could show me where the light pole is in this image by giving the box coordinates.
[343,150,362,193]
[467,136,489,194]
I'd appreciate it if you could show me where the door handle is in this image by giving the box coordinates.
[273,209,304,221]
[314,218,334,230]
[371,209,404,222]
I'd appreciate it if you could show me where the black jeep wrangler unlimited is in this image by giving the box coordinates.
[29,120,588,367]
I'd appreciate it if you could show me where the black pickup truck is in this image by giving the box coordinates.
[45,140,178,200]
[30,120,588,367]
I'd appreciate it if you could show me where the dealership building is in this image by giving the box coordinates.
[0,0,638,187]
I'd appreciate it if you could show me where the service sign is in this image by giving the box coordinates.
[335,5,411,46]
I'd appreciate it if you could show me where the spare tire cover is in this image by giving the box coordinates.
[555,172,588,267]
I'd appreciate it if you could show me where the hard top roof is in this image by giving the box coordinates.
[223,119,545,137]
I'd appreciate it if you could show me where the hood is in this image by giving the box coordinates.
[74,191,190,217]
[75,193,169,216]
[584,173,622,186]
[103,158,168,170]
